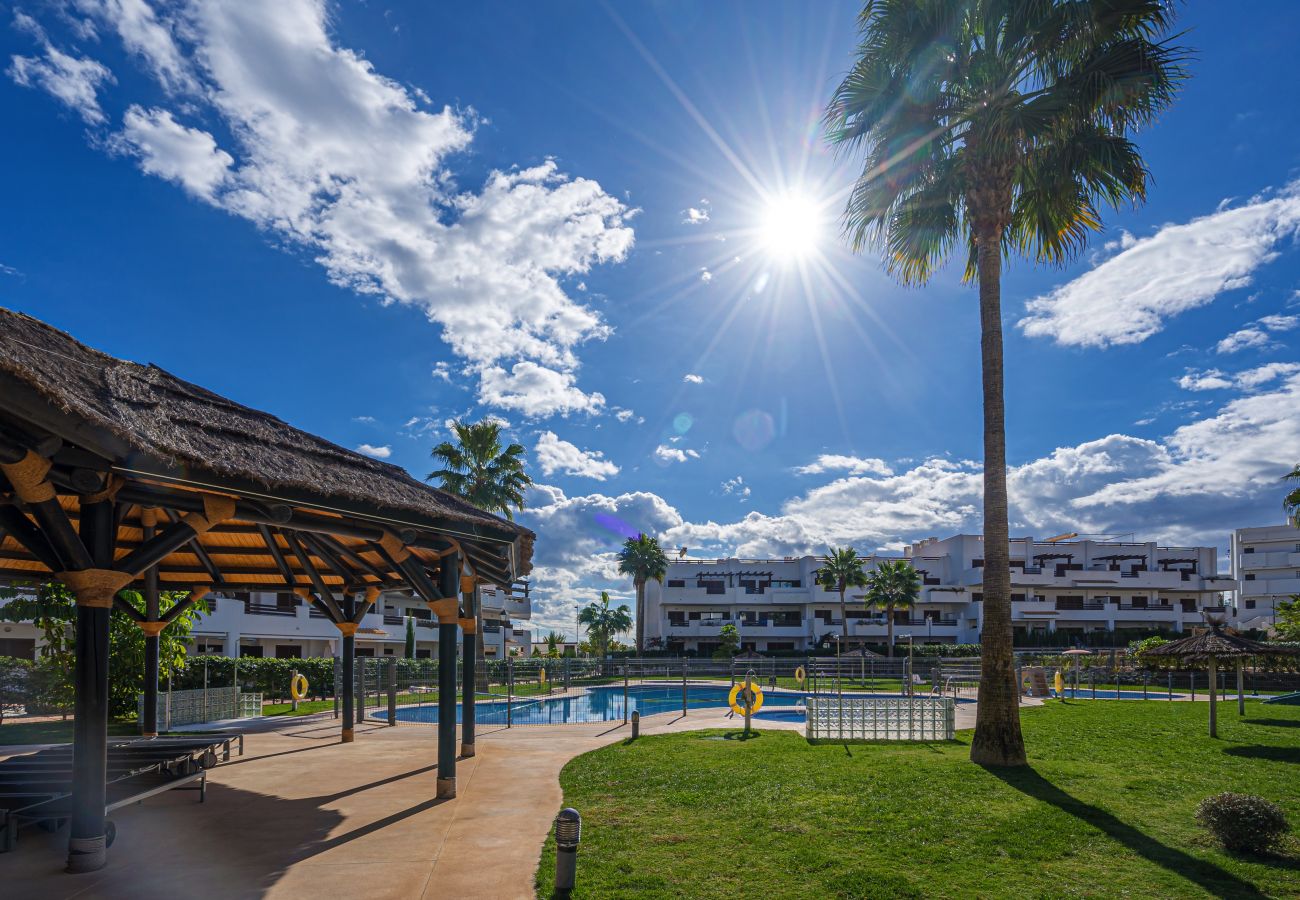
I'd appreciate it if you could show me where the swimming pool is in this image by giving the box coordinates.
[378,685,973,725]
[379,684,809,725]
[1055,688,1186,700]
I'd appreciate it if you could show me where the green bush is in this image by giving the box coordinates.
[0,656,33,723]
[1195,792,1290,854]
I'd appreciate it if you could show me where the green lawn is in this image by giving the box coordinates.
[536,701,1300,899]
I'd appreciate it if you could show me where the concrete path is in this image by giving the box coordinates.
[3,706,799,900]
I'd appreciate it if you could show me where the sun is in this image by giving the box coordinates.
[757,191,824,262]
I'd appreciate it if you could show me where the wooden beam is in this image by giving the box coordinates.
[256,523,298,585]
[161,508,225,586]
[315,532,394,583]
[0,504,62,570]
[280,529,346,622]
[112,594,146,622]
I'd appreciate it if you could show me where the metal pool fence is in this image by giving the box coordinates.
[806,696,955,742]
[136,686,263,729]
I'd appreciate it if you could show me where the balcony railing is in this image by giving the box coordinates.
[246,603,297,617]
[382,614,403,626]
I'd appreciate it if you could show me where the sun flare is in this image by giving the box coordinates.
[757,191,824,262]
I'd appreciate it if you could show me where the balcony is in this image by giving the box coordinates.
[245,602,297,617]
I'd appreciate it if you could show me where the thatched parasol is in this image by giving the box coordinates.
[1142,619,1299,736]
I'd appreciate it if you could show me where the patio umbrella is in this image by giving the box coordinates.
[1062,648,1091,694]
[1141,620,1298,737]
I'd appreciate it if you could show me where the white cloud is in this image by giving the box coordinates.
[477,362,605,418]
[653,444,699,464]
[115,105,233,199]
[795,454,894,477]
[431,361,452,383]
[1216,313,1300,354]
[19,0,633,419]
[534,431,619,480]
[8,15,114,124]
[699,268,713,283]
[613,407,636,423]
[682,373,704,384]
[721,476,751,499]
[681,199,710,225]
[1179,362,1300,392]
[352,415,377,424]
[355,443,391,459]
[1019,182,1300,347]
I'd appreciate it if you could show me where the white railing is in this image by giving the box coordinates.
[805,696,954,742]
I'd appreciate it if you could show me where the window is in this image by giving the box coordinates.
[771,579,801,588]
[274,644,302,659]
[667,611,686,625]
[1180,598,1196,612]
[972,559,984,568]
[766,642,796,652]
[1244,547,1255,553]
[972,592,983,602]
[1010,594,1025,602]
[700,580,725,595]
[1244,574,1256,581]
[1245,599,1256,609]
[239,645,264,658]
[666,579,686,588]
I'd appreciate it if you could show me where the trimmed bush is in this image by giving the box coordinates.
[1196,792,1289,853]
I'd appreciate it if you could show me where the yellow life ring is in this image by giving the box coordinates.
[290,673,310,702]
[728,682,765,715]
[793,666,806,686]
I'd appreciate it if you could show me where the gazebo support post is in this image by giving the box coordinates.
[67,493,130,873]
[460,585,477,758]
[435,554,462,798]
[1208,657,1217,738]
[139,509,161,737]
[1236,660,1244,716]
[337,617,358,743]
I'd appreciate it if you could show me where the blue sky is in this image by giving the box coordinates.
[3,1,1299,636]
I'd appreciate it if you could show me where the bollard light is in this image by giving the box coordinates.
[554,807,582,896]
[555,807,582,849]
[631,709,640,739]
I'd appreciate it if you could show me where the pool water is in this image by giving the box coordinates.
[1056,688,1186,700]
[379,684,809,725]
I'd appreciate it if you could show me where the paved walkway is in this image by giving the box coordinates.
[5,697,986,899]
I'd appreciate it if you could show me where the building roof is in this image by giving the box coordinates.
[0,307,531,592]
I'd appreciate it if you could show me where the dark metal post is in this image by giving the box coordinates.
[355,656,365,726]
[387,657,397,726]
[140,510,161,736]
[623,665,629,724]
[67,496,120,873]
[682,657,688,716]
[340,631,356,742]
[436,554,462,798]
[461,599,477,757]
[507,656,514,727]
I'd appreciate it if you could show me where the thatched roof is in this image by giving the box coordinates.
[0,307,531,576]
[1142,624,1298,662]
[842,647,882,658]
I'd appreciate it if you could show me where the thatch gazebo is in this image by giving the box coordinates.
[1142,620,1298,737]
[0,308,532,871]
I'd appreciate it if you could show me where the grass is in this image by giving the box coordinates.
[536,700,1300,899]
[0,719,142,745]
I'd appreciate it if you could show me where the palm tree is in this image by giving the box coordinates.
[864,559,921,657]
[578,591,633,663]
[427,420,532,520]
[1284,466,1300,524]
[544,630,565,658]
[617,534,668,652]
[816,548,869,650]
[825,1,1186,767]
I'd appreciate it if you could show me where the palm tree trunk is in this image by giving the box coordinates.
[886,603,895,658]
[838,588,848,652]
[970,223,1027,768]
[635,581,645,653]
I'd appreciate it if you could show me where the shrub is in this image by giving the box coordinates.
[1196,792,1290,853]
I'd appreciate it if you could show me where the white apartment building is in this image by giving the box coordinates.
[642,533,1235,653]
[0,583,531,661]
[1231,523,1300,632]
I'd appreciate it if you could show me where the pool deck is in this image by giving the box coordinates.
[3,696,988,899]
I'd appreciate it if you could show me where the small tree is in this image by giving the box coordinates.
[864,560,921,657]
[1274,596,1300,642]
[404,618,416,659]
[578,591,633,665]
[544,630,565,658]
[714,623,740,660]
[816,549,868,649]
[0,657,33,725]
